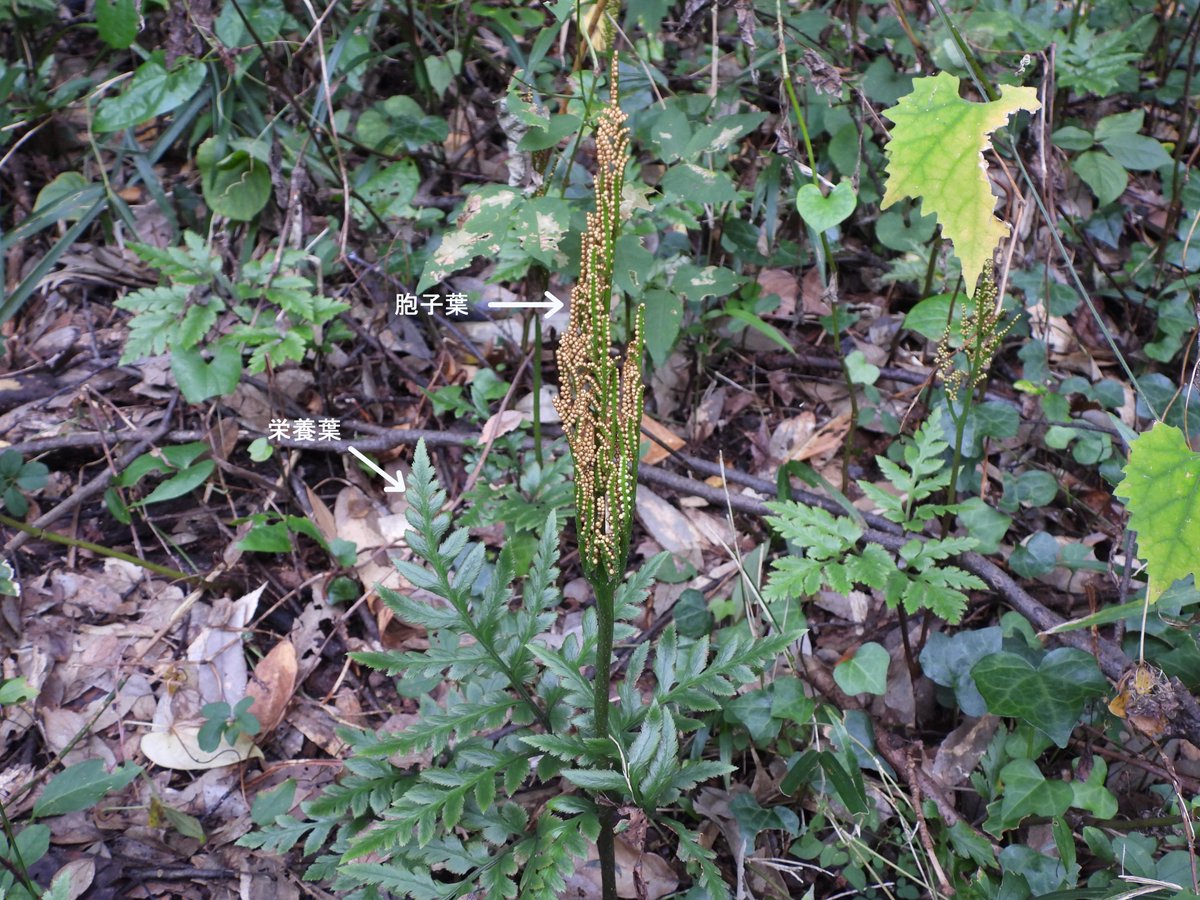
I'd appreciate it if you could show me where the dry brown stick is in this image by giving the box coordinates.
[4,393,180,554]
[6,420,1135,679]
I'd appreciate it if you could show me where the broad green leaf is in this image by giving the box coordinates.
[903,293,958,342]
[1071,759,1118,819]
[919,626,1001,717]
[956,498,1012,556]
[660,162,740,204]
[94,55,206,133]
[196,138,272,221]
[1072,150,1127,205]
[0,676,37,705]
[833,642,889,696]
[642,289,682,367]
[675,264,744,300]
[424,50,462,101]
[795,181,857,234]
[134,460,215,507]
[1051,125,1095,151]
[971,648,1106,747]
[1115,422,1200,603]
[723,307,796,355]
[881,72,1041,294]
[96,0,138,48]
[1095,110,1173,171]
[683,113,767,158]
[33,172,94,223]
[171,344,242,403]
[16,823,51,872]
[33,760,141,818]
[796,180,854,234]
[844,350,879,386]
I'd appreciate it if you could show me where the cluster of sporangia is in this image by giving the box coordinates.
[935,261,1014,393]
[553,56,645,584]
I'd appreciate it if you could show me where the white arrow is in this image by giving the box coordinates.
[486,291,564,319]
[347,446,406,493]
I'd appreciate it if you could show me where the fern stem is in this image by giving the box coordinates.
[591,575,618,900]
[946,397,968,510]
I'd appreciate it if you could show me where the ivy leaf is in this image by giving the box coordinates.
[833,642,889,696]
[971,648,1106,747]
[881,72,1041,294]
[1114,422,1200,602]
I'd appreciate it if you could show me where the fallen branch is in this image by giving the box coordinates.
[3,421,1134,679]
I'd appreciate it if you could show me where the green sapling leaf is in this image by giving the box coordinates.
[1114,422,1200,602]
[882,73,1041,293]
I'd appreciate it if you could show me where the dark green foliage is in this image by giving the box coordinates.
[244,440,798,895]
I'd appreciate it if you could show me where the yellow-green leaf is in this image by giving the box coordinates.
[881,73,1040,294]
[1114,422,1200,602]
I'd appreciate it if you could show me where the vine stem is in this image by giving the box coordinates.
[591,575,618,900]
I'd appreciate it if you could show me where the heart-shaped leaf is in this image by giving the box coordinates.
[971,648,1106,747]
[795,181,857,234]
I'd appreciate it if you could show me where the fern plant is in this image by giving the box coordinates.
[114,231,350,401]
[764,417,985,624]
[241,439,797,896]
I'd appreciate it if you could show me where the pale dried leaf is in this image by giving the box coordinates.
[50,857,95,900]
[141,726,263,770]
[560,834,679,899]
[189,584,265,707]
[931,715,1000,790]
[635,486,706,565]
[480,409,525,443]
[757,268,798,319]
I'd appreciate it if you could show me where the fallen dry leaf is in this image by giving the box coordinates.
[49,857,95,900]
[560,834,679,899]
[480,409,525,442]
[757,268,798,319]
[640,414,685,465]
[245,639,297,735]
[764,411,850,471]
[141,726,263,771]
[635,486,711,566]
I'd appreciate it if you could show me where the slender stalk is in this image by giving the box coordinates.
[0,513,210,586]
[533,315,544,467]
[591,576,618,900]
[779,59,858,485]
[552,56,640,900]
[0,798,39,897]
[592,578,616,740]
